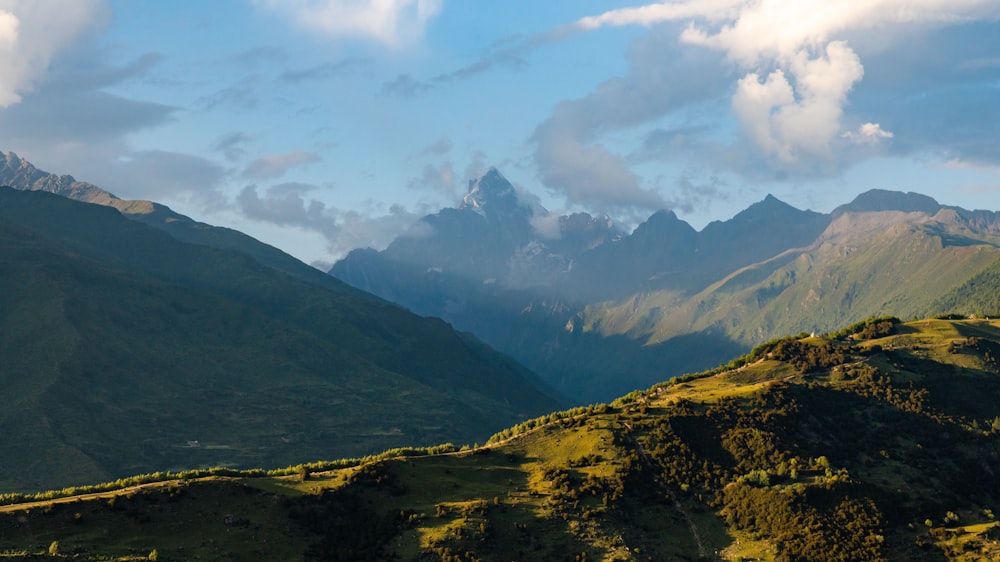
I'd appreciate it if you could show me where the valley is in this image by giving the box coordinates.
[1,4,997,560]
[4,155,1000,561]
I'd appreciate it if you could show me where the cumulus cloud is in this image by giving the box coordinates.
[253,0,442,48]
[238,182,424,256]
[242,150,322,179]
[0,0,110,107]
[571,0,995,165]
[731,41,864,162]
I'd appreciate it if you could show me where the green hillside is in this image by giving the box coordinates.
[2,317,998,561]
[0,187,561,492]
[580,210,1000,354]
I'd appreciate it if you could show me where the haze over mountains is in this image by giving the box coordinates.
[4,153,1000,561]
[5,151,1000,487]
[333,168,1000,402]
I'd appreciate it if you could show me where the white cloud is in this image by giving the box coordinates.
[843,122,894,145]
[0,0,110,107]
[732,41,864,162]
[573,0,997,164]
[252,0,442,47]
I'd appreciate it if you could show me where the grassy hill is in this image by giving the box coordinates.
[0,187,561,492]
[2,317,998,561]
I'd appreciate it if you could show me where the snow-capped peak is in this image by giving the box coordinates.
[461,167,520,216]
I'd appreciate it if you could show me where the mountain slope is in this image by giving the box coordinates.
[587,208,1000,346]
[0,187,561,491]
[2,317,998,561]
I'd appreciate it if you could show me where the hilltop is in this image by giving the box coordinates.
[2,317,998,561]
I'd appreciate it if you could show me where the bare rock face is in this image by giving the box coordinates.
[0,151,116,204]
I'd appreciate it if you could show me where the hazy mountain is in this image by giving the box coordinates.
[0,187,562,491]
[4,317,998,561]
[333,171,1000,403]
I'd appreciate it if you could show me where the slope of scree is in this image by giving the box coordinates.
[0,187,562,492]
[2,317,998,561]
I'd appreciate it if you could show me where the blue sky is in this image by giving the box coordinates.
[1,1,999,268]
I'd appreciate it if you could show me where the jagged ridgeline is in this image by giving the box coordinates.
[333,169,1000,404]
[2,317,998,561]
[0,186,562,492]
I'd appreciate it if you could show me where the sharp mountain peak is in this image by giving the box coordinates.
[460,167,521,215]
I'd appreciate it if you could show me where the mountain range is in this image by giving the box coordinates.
[333,169,1000,402]
[3,153,1000,560]
[0,157,562,492]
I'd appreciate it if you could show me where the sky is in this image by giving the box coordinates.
[1,0,999,268]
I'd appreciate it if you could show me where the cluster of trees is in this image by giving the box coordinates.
[0,443,460,506]
[764,339,853,373]
[827,316,900,340]
[721,481,885,562]
[844,365,930,415]
[618,385,896,560]
[486,404,608,444]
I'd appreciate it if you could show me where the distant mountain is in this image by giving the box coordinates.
[0,186,562,491]
[332,170,1000,402]
[4,317,999,561]
[0,151,339,290]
